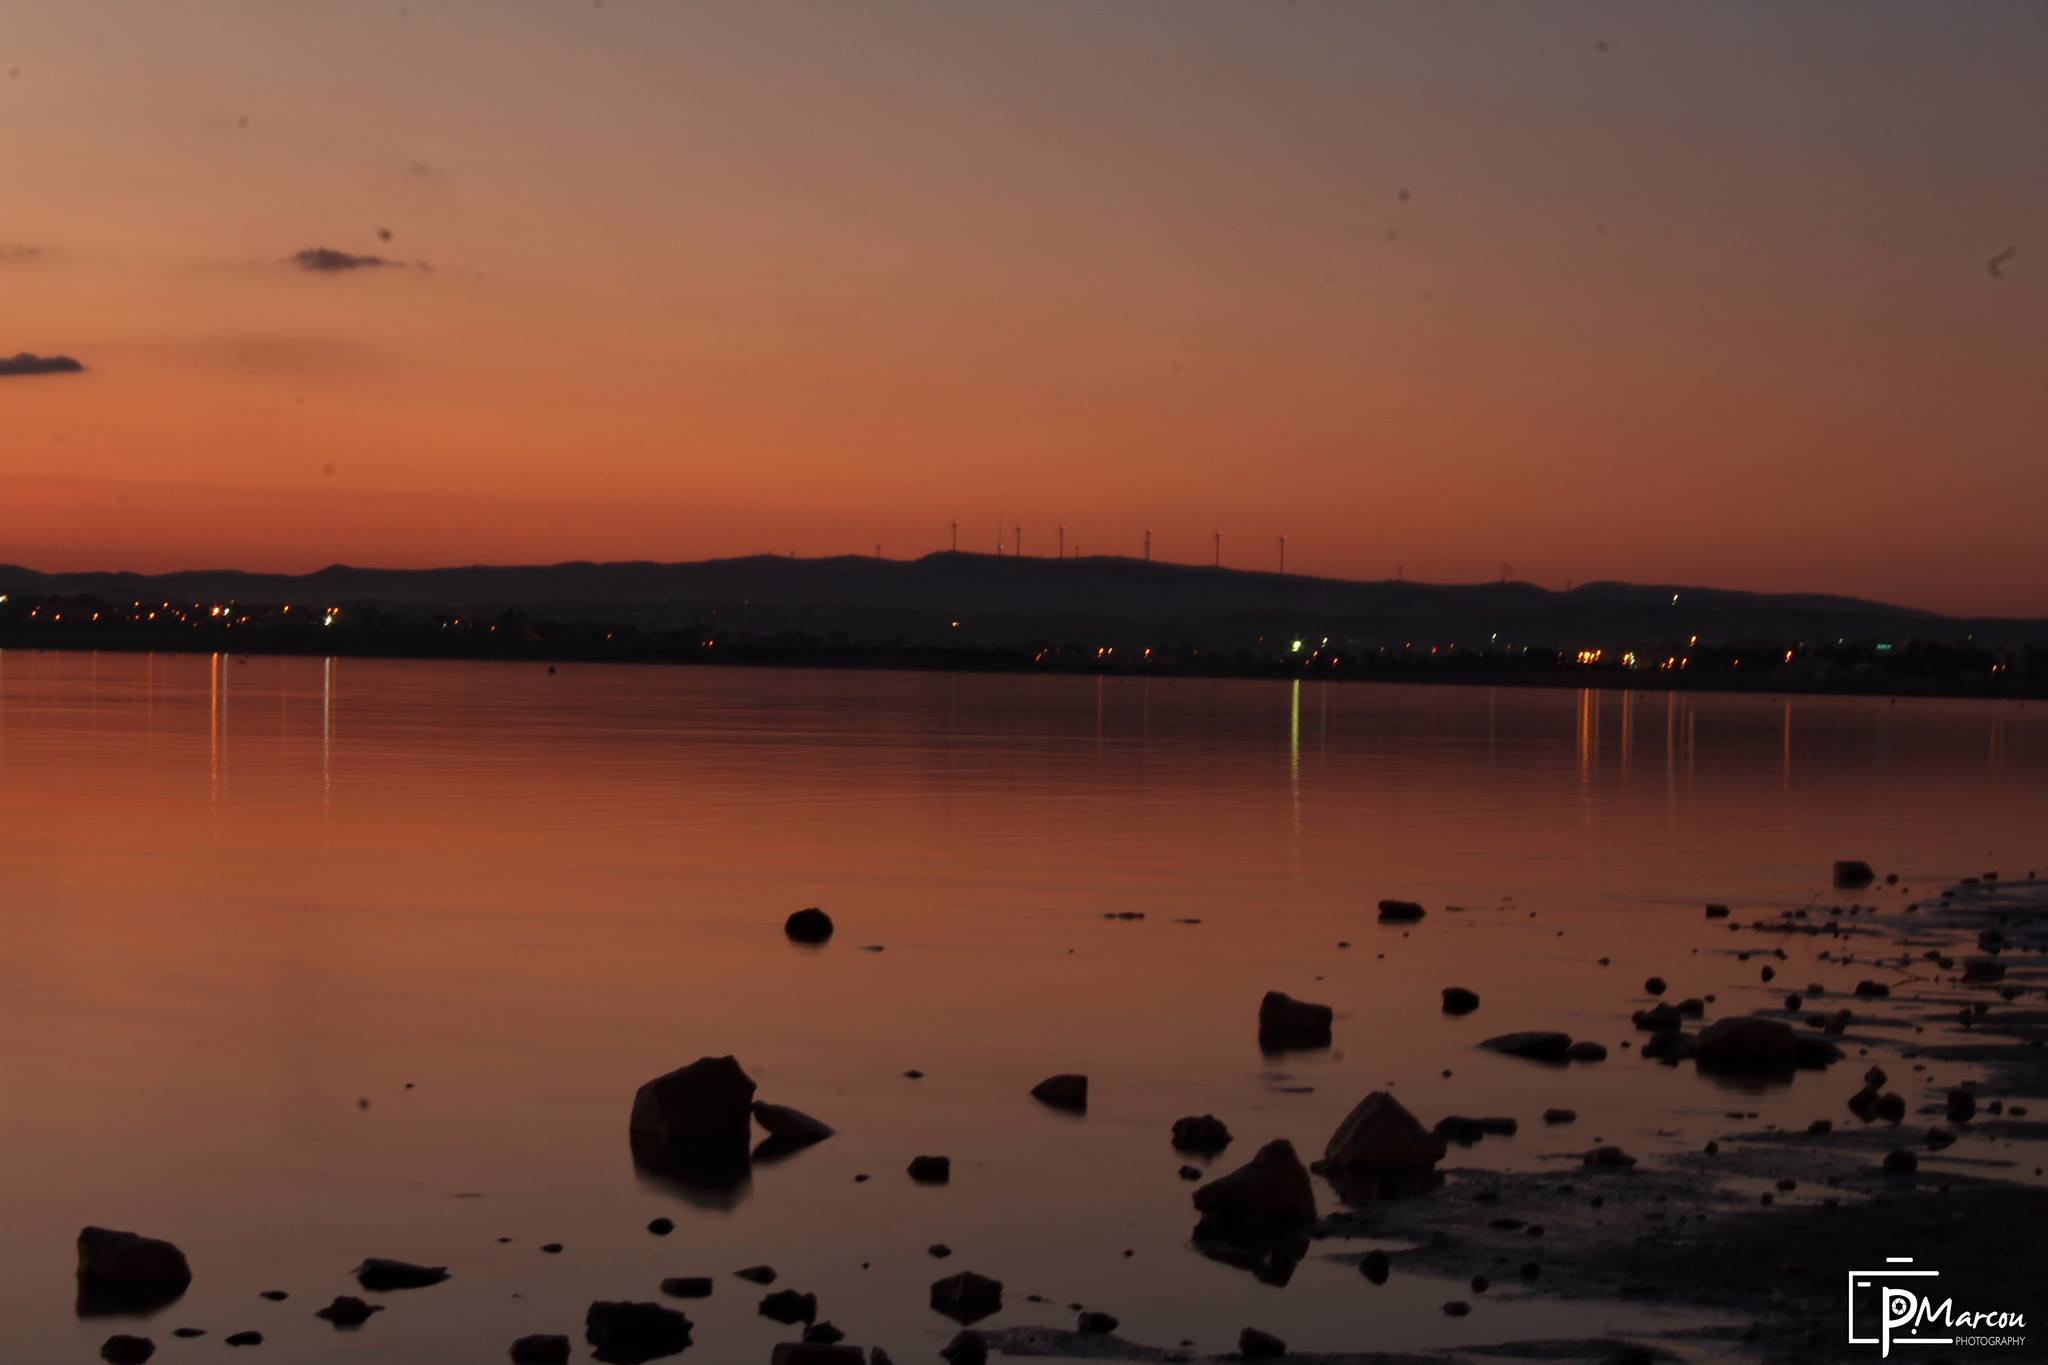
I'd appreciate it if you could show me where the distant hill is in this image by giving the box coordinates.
[2,552,2039,650]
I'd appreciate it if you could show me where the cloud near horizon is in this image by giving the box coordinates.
[0,352,84,377]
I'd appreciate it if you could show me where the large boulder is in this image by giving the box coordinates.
[77,1228,192,1314]
[1479,1031,1572,1063]
[1258,992,1332,1049]
[929,1271,1003,1325]
[1193,1139,1316,1240]
[631,1055,757,1176]
[1320,1092,1446,1171]
[584,1301,693,1364]
[1693,1017,1797,1075]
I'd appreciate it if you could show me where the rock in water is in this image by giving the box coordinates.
[1258,991,1333,1049]
[752,1101,835,1147]
[314,1296,383,1326]
[1693,1017,1798,1075]
[1240,1327,1287,1358]
[1077,1310,1119,1333]
[1029,1074,1088,1112]
[1834,860,1876,888]
[940,1332,988,1365]
[929,1271,1003,1325]
[1171,1114,1233,1154]
[584,1301,692,1364]
[1884,1149,1918,1174]
[1193,1139,1316,1240]
[630,1055,757,1180]
[1583,1146,1637,1168]
[759,1289,818,1325]
[100,1337,155,1364]
[224,1332,262,1347]
[77,1228,192,1313]
[509,1335,572,1364]
[1479,1031,1573,1062]
[1566,1040,1608,1062]
[772,1347,865,1365]
[907,1155,951,1184]
[352,1259,448,1291]
[1441,987,1480,1015]
[659,1277,712,1299]
[1377,899,1426,922]
[785,907,834,943]
[1320,1092,1446,1171]
[1947,1089,1977,1124]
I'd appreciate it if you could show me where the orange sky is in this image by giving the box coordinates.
[3,2,2043,613]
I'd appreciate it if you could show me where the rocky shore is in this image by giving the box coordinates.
[74,872,2045,1364]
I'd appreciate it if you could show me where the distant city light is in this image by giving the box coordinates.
[1290,639,1302,652]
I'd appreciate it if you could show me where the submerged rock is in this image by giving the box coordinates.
[1258,991,1333,1049]
[1029,1074,1088,1112]
[1834,860,1876,888]
[1319,1092,1447,1170]
[785,907,834,943]
[352,1259,448,1291]
[1377,899,1427,922]
[314,1296,383,1327]
[1479,1031,1572,1062]
[584,1300,692,1364]
[77,1227,192,1314]
[753,1102,835,1148]
[1077,1310,1119,1334]
[659,1278,712,1299]
[1566,1040,1608,1062]
[1583,1146,1638,1168]
[1194,1139,1316,1239]
[1171,1114,1233,1155]
[929,1271,1003,1325]
[99,1336,155,1364]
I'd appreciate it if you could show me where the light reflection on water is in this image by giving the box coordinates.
[0,651,2040,1361]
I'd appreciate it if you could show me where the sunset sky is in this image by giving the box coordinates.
[3,1,2042,613]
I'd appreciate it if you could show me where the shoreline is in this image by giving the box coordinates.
[3,633,2043,704]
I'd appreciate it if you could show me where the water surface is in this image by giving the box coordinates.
[2,653,2041,1360]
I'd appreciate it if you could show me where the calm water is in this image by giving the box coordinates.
[2,652,2043,1362]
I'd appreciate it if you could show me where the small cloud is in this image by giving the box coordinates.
[0,244,43,262]
[290,246,396,273]
[1987,247,2016,280]
[0,352,85,377]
